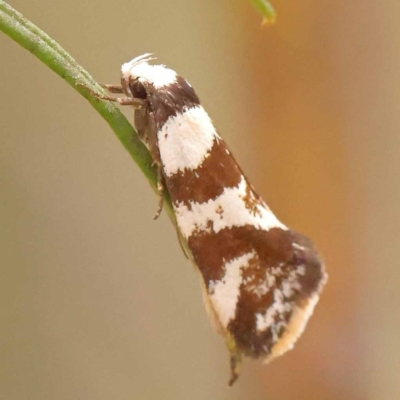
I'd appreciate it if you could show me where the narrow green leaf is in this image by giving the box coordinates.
[248,0,277,25]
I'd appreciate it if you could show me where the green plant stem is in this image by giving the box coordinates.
[0,0,175,221]
[248,0,276,24]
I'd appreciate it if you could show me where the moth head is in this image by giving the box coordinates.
[120,53,200,122]
[120,53,178,97]
[127,78,148,101]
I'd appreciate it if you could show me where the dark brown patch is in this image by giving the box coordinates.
[146,76,201,128]
[188,225,325,358]
[128,79,148,100]
[164,139,243,206]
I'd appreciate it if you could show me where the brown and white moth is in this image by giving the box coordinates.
[96,54,327,385]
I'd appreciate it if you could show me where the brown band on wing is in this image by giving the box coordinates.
[150,76,201,128]
[188,225,325,358]
[164,140,243,207]
[189,226,323,290]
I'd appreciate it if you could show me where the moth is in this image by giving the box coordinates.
[93,54,327,385]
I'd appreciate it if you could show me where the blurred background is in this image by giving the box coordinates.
[1,0,399,399]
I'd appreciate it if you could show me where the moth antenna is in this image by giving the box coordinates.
[129,53,157,68]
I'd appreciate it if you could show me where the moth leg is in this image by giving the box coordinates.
[100,83,124,93]
[117,97,145,107]
[78,84,145,107]
[153,162,164,220]
[226,334,242,386]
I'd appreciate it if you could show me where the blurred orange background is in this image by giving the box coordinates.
[1,1,398,399]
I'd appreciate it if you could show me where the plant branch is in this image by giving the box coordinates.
[0,0,175,220]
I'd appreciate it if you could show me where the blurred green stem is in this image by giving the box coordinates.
[0,0,175,220]
[248,0,276,24]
